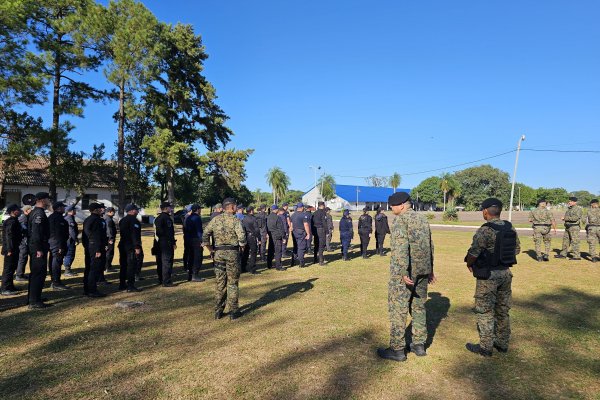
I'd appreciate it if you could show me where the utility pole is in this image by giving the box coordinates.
[356,186,360,211]
[508,135,526,221]
[309,165,321,207]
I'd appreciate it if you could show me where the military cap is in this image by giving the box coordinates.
[591,199,599,205]
[214,203,223,209]
[35,192,50,200]
[237,204,245,210]
[6,204,20,214]
[537,198,547,205]
[52,201,67,209]
[480,198,503,210]
[282,202,289,207]
[270,204,278,211]
[124,203,139,212]
[222,198,236,207]
[88,202,103,211]
[190,204,200,212]
[246,205,255,212]
[105,207,115,212]
[569,196,577,202]
[296,202,304,208]
[160,201,172,209]
[65,205,76,212]
[388,192,411,206]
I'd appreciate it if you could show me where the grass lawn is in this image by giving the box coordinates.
[0,229,599,399]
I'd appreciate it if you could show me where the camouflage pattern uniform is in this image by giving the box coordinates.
[388,209,434,351]
[202,213,246,314]
[468,219,520,353]
[560,205,583,258]
[586,207,600,259]
[529,206,554,258]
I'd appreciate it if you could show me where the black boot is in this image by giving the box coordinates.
[493,343,508,353]
[319,255,325,266]
[377,347,406,362]
[543,254,550,262]
[230,310,242,320]
[410,343,427,357]
[593,257,599,263]
[466,343,492,357]
[215,310,224,320]
[536,256,543,262]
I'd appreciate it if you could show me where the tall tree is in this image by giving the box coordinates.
[29,0,105,199]
[266,167,290,205]
[440,174,450,212]
[389,172,401,193]
[365,175,389,187]
[454,165,511,210]
[97,0,159,215]
[319,174,336,201]
[413,176,443,205]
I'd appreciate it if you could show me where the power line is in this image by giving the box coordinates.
[521,148,600,154]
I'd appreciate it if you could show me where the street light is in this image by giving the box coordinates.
[309,165,321,207]
[508,135,526,222]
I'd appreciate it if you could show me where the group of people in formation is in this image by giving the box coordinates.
[529,196,600,263]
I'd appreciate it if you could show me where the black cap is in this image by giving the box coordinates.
[318,201,325,206]
[388,192,411,206]
[247,205,255,212]
[52,201,66,209]
[480,198,503,210]
[569,196,577,202]
[35,192,50,200]
[105,207,115,212]
[88,202,103,211]
[6,203,20,214]
[282,202,289,207]
[190,204,200,212]
[237,204,245,210]
[160,202,172,209]
[125,204,139,212]
[222,198,236,207]
[537,198,547,205]
[591,199,599,205]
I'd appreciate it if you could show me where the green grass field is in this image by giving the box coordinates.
[0,229,599,399]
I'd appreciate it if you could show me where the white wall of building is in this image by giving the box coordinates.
[301,187,366,211]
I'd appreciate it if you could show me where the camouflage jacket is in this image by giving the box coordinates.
[529,207,554,225]
[468,218,521,258]
[587,208,600,226]
[202,213,246,248]
[563,205,583,225]
[390,209,434,278]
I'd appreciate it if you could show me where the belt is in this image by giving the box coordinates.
[565,223,580,228]
[214,245,239,251]
[587,224,600,227]
[533,224,551,227]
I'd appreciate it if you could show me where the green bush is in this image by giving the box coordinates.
[426,213,435,220]
[442,210,458,221]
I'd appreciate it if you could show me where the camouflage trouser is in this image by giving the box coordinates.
[587,226,600,258]
[214,249,241,313]
[389,275,428,351]
[560,225,581,258]
[532,226,551,257]
[474,269,512,352]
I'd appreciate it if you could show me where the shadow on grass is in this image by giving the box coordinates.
[524,249,539,260]
[239,278,318,316]
[450,287,600,399]
[401,291,451,350]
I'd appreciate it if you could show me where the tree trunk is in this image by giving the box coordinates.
[117,80,126,217]
[443,190,447,212]
[166,166,175,205]
[50,47,61,200]
[0,159,6,208]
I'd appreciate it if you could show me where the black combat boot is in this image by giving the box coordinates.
[51,282,70,291]
[319,255,325,266]
[593,257,599,263]
[554,254,566,259]
[127,286,142,293]
[64,268,77,277]
[230,310,242,320]
[543,254,550,262]
[192,275,205,282]
[215,310,224,320]
[409,343,427,357]
[377,347,407,362]
[536,256,543,262]
[1,289,18,296]
[466,343,492,357]
[493,343,508,353]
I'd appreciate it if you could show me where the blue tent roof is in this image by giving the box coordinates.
[333,185,411,202]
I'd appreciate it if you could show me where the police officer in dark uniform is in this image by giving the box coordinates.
[242,206,260,274]
[256,205,268,261]
[1,204,22,295]
[183,204,205,282]
[118,204,142,292]
[82,202,108,298]
[48,201,70,290]
[358,207,373,258]
[290,203,310,268]
[63,205,79,277]
[375,206,391,256]
[267,205,286,271]
[305,206,314,254]
[210,203,223,219]
[282,203,292,256]
[104,207,117,272]
[339,209,354,261]
[28,192,52,308]
[312,201,328,265]
[154,202,177,287]
[15,205,32,281]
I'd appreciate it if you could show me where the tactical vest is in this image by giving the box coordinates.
[480,221,518,268]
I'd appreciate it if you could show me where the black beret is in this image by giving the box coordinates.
[125,204,139,212]
[222,197,236,207]
[190,204,200,212]
[52,201,66,209]
[6,203,20,214]
[160,202,172,209]
[537,199,547,205]
[569,196,577,202]
[480,198,503,210]
[35,192,50,200]
[88,202,103,211]
[388,192,411,206]
[591,199,599,205]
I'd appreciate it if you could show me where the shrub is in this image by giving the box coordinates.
[426,213,435,220]
[442,210,458,221]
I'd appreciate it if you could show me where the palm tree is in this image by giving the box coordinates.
[255,188,262,204]
[265,167,290,205]
[319,174,336,201]
[390,172,401,193]
[440,173,450,212]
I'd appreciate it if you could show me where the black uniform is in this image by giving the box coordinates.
[2,215,22,291]
[358,212,373,257]
[242,214,260,273]
[118,215,142,290]
[291,211,309,267]
[305,210,313,253]
[48,211,69,285]
[63,214,78,271]
[27,207,50,304]
[82,213,107,295]
[266,213,284,269]
[326,213,334,252]
[312,207,327,265]
[16,213,29,278]
[154,212,176,285]
[104,215,117,271]
[256,210,268,260]
[374,212,391,255]
[183,213,203,280]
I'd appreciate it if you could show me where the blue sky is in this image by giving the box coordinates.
[29,1,600,193]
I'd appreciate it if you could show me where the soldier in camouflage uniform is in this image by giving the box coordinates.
[465,198,520,357]
[378,192,435,362]
[556,196,583,260]
[202,197,247,320]
[528,199,556,262]
[586,199,600,263]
